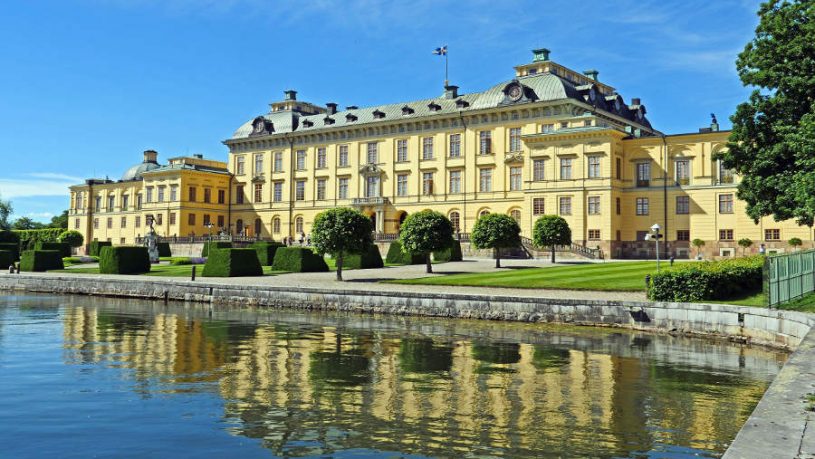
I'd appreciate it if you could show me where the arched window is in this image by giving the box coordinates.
[254,218,262,237]
[449,211,460,232]
[272,217,281,234]
[510,209,521,223]
[479,209,490,218]
[235,219,244,235]
[295,216,304,234]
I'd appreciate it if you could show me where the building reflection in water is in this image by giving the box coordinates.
[61,300,785,458]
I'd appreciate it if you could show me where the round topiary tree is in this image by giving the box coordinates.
[532,215,571,263]
[471,213,521,268]
[399,210,454,273]
[738,237,753,256]
[58,230,84,248]
[789,237,803,251]
[692,238,706,259]
[311,207,373,281]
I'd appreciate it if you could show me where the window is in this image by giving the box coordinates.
[74,218,79,229]
[145,187,153,203]
[479,209,490,218]
[560,122,568,129]
[316,179,326,200]
[449,170,461,194]
[296,150,306,170]
[719,229,734,240]
[156,214,162,225]
[587,156,601,178]
[203,214,211,226]
[559,197,572,215]
[170,186,178,202]
[203,188,211,203]
[479,131,492,155]
[510,209,521,223]
[588,229,601,240]
[93,218,99,229]
[273,152,283,172]
[616,197,621,215]
[272,217,281,233]
[533,159,546,181]
[107,195,115,211]
[765,229,780,240]
[719,194,734,213]
[169,212,176,225]
[675,159,690,185]
[217,215,224,228]
[236,185,244,204]
[636,231,649,241]
[295,180,306,201]
[449,211,460,232]
[560,158,572,180]
[616,157,621,180]
[719,161,734,184]
[533,198,545,215]
[509,127,522,152]
[338,145,349,167]
[254,183,263,203]
[120,238,125,244]
[365,176,379,198]
[636,162,651,187]
[236,156,245,175]
[449,134,461,158]
[188,213,196,226]
[677,230,690,241]
[510,167,522,191]
[587,196,600,215]
[75,192,83,210]
[676,196,690,214]
[295,216,304,234]
[366,142,378,164]
[273,182,283,202]
[255,153,264,175]
[397,139,408,162]
[217,189,225,204]
[422,172,434,195]
[636,198,649,215]
[422,137,433,160]
[541,123,554,133]
[338,178,349,199]
[135,216,140,228]
[382,173,402,198]
[479,168,492,192]
[189,187,197,202]
[120,217,127,228]
[235,219,243,234]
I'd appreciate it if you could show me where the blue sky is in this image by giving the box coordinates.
[0,0,761,222]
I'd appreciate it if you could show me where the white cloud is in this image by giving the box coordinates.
[26,212,55,219]
[26,172,84,182]
[0,173,79,198]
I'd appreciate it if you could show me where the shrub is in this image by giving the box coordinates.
[99,246,151,274]
[0,230,19,244]
[15,228,63,250]
[202,241,232,257]
[399,210,454,273]
[58,230,84,248]
[433,240,463,262]
[89,240,112,257]
[251,241,283,266]
[386,241,424,265]
[789,237,803,249]
[169,257,192,266]
[648,256,764,302]
[344,244,384,269]
[35,241,71,258]
[272,247,329,272]
[0,242,20,261]
[19,250,64,272]
[202,248,263,277]
[0,250,13,269]
[157,242,172,257]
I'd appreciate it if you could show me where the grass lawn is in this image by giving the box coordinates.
[777,292,815,312]
[51,264,282,277]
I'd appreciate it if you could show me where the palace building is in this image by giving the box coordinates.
[69,48,814,258]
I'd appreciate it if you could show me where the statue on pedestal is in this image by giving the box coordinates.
[144,217,160,264]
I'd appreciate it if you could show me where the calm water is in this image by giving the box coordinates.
[0,294,787,458]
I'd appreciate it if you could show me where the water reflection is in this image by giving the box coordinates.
[3,295,788,458]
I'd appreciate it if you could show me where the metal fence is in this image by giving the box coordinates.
[765,249,815,307]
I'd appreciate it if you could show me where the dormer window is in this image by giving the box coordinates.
[302,119,313,128]
[455,99,469,108]
[401,106,414,115]
[346,113,358,122]
[373,110,385,119]
[324,117,335,125]
[428,102,441,112]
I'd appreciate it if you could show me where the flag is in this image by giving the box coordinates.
[432,45,447,56]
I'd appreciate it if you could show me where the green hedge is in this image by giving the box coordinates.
[15,228,63,250]
[0,230,20,244]
[202,241,232,257]
[433,240,463,262]
[202,248,263,277]
[157,242,172,258]
[89,240,112,257]
[0,250,13,269]
[272,247,329,272]
[251,241,283,266]
[19,250,64,272]
[385,241,424,265]
[99,246,151,274]
[0,242,20,261]
[34,241,71,258]
[344,244,385,269]
[648,256,764,302]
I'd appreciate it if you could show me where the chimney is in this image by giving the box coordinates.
[284,89,297,101]
[631,98,641,106]
[583,69,599,81]
[443,85,459,99]
[346,105,358,110]
[532,48,551,62]
[326,102,338,115]
[710,113,719,132]
[193,154,203,159]
[143,150,158,164]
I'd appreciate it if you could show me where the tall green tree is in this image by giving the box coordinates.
[0,196,11,230]
[716,0,815,225]
[49,210,69,229]
[12,217,45,230]
[470,213,521,268]
[398,210,453,273]
[532,215,572,263]
[311,207,373,281]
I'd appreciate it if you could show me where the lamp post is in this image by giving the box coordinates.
[651,223,662,272]
[205,222,213,244]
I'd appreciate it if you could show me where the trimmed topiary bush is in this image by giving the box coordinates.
[89,240,112,257]
[19,250,64,272]
[251,241,283,266]
[99,246,151,274]
[647,256,764,302]
[15,228,63,250]
[0,242,20,261]
[344,244,384,270]
[35,241,71,258]
[272,247,329,272]
[0,230,19,244]
[0,250,13,269]
[202,241,232,257]
[202,248,263,277]
[433,240,463,262]
[157,242,172,258]
[58,230,84,248]
[385,241,424,265]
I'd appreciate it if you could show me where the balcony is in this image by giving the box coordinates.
[676,178,690,186]
[352,197,390,206]
[636,179,650,188]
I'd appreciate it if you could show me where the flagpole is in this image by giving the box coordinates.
[445,51,449,87]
